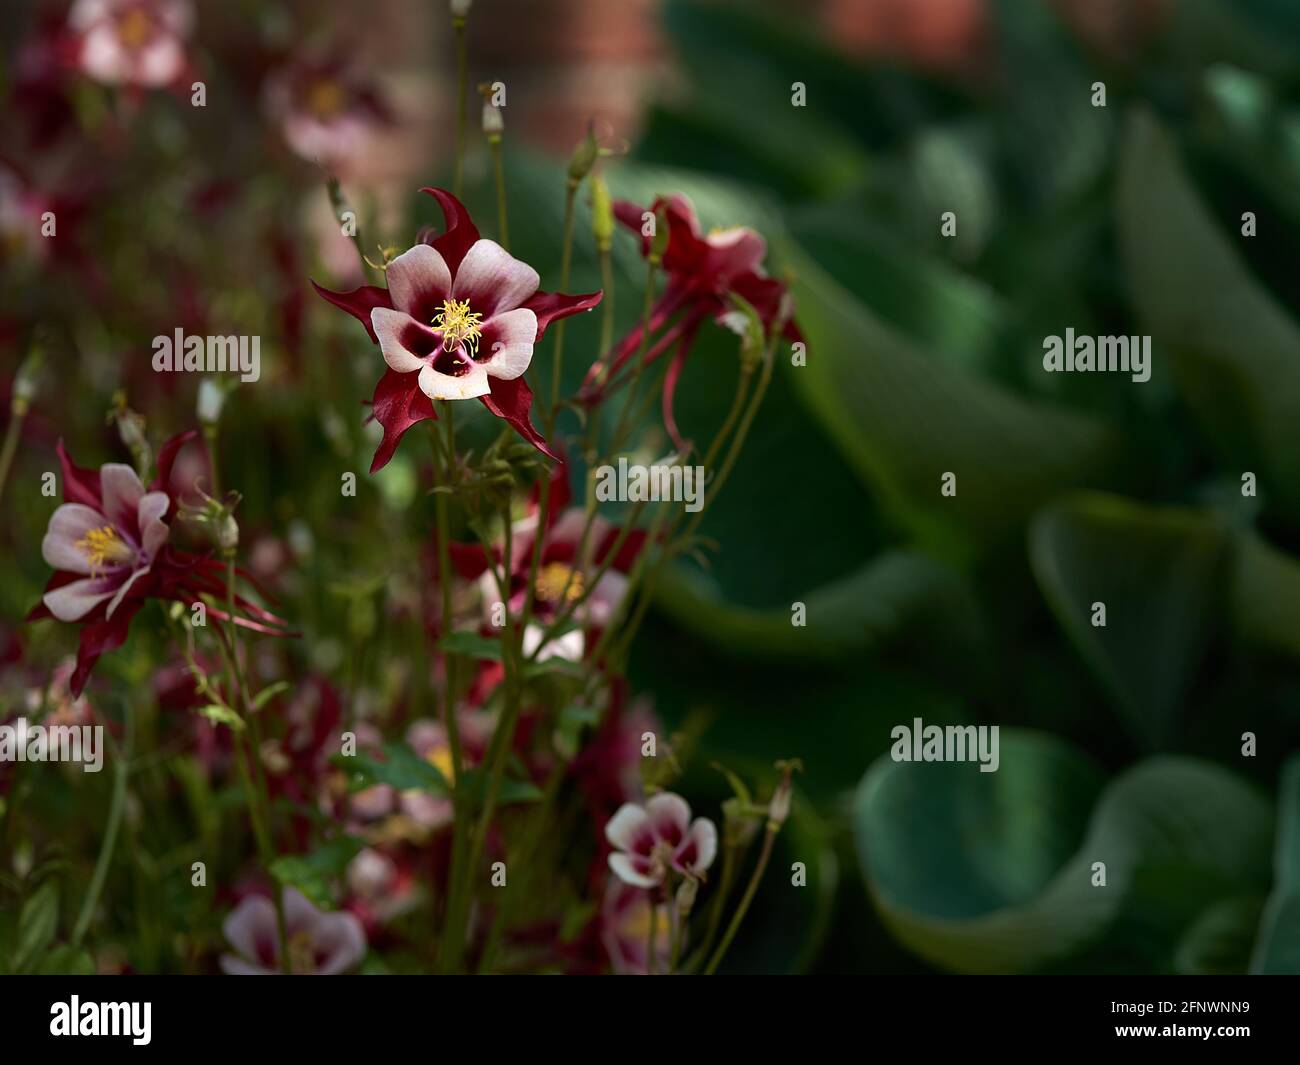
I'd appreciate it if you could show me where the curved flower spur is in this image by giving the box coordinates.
[27,431,292,695]
[313,187,601,472]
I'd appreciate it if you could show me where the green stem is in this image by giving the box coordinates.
[490,134,509,250]
[0,397,26,508]
[72,702,132,947]
[453,17,468,197]
[647,891,660,975]
[548,181,578,428]
[704,823,778,976]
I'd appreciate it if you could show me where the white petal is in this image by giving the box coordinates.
[604,802,651,851]
[417,361,490,401]
[371,307,430,373]
[608,852,661,889]
[451,239,539,316]
[104,565,151,619]
[645,792,691,846]
[43,575,119,622]
[100,463,145,533]
[137,492,171,560]
[385,244,452,319]
[42,503,110,574]
[478,308,537,381]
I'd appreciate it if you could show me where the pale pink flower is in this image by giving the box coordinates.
[605,792,717,888]
[220,888,366,975]
[601,878,672,975]
[69,0,192,88]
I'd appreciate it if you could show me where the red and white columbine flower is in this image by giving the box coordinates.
[220,888,366,975]
[313,188,601,471]
[604,792,717,888]
[28,433,289,696]
[264,54,390,173]
[68,0,193,89]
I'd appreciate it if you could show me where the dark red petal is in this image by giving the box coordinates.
[151,428,199,516]
[661,319,702,456]
[368,368,437,473]
[613,199,652,255]
[56,438,100,507]
[479,375,558,461]
[69,603,143,697]
[418,187,480,273]
[311,280,393,344]
[518,289,603,342]
[594,526,649,573]
[444,541,494,581]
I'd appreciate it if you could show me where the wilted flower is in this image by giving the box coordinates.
[27,433,289,695]
[314,188,601,471]
[581,193,801,449]
[605,792,717,888]
[220,888,366,975]
[68,0,193,89]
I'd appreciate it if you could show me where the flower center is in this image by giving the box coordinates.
[306,78,346,120]
[432,298,484,358]
[535,562,583,604]
[75,525,134,574]
[116,8,155,49]
[287,930,317,974]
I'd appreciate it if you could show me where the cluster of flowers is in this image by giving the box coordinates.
[8,0,803,976]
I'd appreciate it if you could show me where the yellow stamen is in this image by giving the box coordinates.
[535,562,584,604]
[306,78,346,120]
[75,525,133,575]
[431,298,484,358]
[116,8,154,49]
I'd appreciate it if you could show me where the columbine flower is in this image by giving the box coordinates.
[313,188,601,471]
[604,792,717,888]
[68,0,193,89]
[581,193,801,449]
[264,53,391,173]
[28,433,289,695]
[220,888,366,975]
[601,877,672,975]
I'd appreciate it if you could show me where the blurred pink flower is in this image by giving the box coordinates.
[264,54,391,174]
[601,877,672,975]
[68,0,192,88]
[605,792,717,888]
[220,888,366,975]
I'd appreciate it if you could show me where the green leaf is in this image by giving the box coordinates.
[1118,111,1300,518]
[439,631,504,661]
[251,681,291,712]
[1174,897,1264,975]
[199,703,245,732]
[1231,532,1300,660]
[1250,754,1300,973]
[1029,494,1228,747]
[853,730,1272,973]
[13,881,59,974]
[271,837,364,908]
[334,742,449,796]
[781,238,1118,554]
[36,944,96,976]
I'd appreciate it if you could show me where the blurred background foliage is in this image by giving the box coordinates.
[4,0,1300,973]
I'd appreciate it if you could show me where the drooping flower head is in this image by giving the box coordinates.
[68,0,193,89]
[313,188,601,472]
[220,888,366,975]
[27,432,289,695]
[581,193,800,450]
[605,792,717,888]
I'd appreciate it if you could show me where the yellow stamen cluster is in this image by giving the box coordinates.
[535,562,584,605]
[432,298,484,358]
[116,8,155,49]
[306,78,346,120]
[75,525,132,575]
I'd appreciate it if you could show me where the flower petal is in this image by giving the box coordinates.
[312,280,394,344]
[673,817,718,875]
[222,895,276,964]
[451,239,539,317]
[99,463,144,538]
[367,368,436,474]
[42,503,110,574]
[477,308,537,380]
[605,801,653,853]
[104,565,152,619]
[56,439,101,508]
[645,792,691,847]
[43,574,120,622]
[137,492,171,560]
[418,187,480,273]
[418,360,490,400]
[517,289,602,342]
[371,307,435,373]
[312,910,368,974]
[384,243,452,322]
[479,375,557,460]
[608,852,661,888]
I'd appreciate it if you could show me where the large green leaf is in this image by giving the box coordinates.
[1231,531,1300,660]
[1118,112,1300,517]
[782,239,1118,553]
[1250,754,1300,973]
[854,731,1273,973]
[1029,494,1229,747]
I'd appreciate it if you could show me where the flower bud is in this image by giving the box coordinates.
[649,206,671,265]
[108,392,152,482]
[450,0,472,20]
[567,123,599,185]
[590,172,613,253]
[675,876,699,918]
[481,99,504,138]
[768,759,801,829]
[721,796,761,848]
[197,378,225,425]
[216,511,240,553]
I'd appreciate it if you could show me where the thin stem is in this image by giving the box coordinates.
[72,701,132,947]
[548,181,578,428]
[453,16,468,197]
[490,135,509,250]
[0,398,26,507]
[647,891,660,976]
[704,824,778,975]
